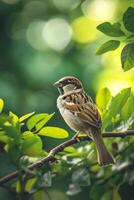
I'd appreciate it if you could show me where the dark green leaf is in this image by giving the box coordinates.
[72,167,90,186]
[121,43,134,71]
[123,7,134,32]
[33,190,50,200]
[96,40,120,55]
[97,22,125,37]
[6,140,21,163]
[126,34,134,42]
[3,123,20,139]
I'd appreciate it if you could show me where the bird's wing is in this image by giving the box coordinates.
[63,92,102,129]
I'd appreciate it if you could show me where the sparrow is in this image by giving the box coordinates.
[54,76,114,166]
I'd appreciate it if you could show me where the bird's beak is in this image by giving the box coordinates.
[53,81,60,87]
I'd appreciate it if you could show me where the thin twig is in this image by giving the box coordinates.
[0,130,134,186]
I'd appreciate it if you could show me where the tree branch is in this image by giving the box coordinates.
[0,130,134,186]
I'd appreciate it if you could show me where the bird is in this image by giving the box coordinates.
[54,76,115,166]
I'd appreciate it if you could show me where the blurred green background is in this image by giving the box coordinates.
[0,0,134,116]
[0,0,134,199]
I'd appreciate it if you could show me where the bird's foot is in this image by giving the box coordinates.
[72,132,80,142]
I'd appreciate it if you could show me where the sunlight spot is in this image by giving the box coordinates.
[82,0,115,21]
[42,18,72,51]
[72,16,98,43]
[27,21,48,51]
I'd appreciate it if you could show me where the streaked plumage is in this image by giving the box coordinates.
[54,76,114,166]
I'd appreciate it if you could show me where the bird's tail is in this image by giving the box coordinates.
[88,130,115,166]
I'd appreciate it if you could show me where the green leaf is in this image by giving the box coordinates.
[0,99,4,112]
[27,113,54,131]
[6,140,21,163]
[121,43,134,71]
[25,178,37,192]
[101,187,121,200]
[3,122,20,139]
[123,7,134,33]
[109,88,131,117]
[96,40,120,55]
[38,127,69,138]
[64,146,77,153]
[121,95,134,120]
[9,111,19,125]
[21,131,43,157]
[96,88,111,111]
[33,190,50,200]
[35,113,55,131]
[19,112,35,123]
[102,88,131,129]
[97,22,125,37]
[125,34,134,42]
[112,188,122,200]
[16,181,21,193]
[0,132,10,143]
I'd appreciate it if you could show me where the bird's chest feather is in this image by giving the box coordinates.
[57,97,84,132]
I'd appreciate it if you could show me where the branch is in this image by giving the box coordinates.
[0,130,134,186]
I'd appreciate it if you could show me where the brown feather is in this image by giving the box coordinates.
[63,92,101,129]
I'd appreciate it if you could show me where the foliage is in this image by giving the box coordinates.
[0,83,134,199]
[96,7,134,71]
[0,1,134,200]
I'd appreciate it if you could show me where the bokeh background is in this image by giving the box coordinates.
[0,0,134,199]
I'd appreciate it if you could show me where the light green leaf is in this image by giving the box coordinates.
[25,178,37,192]
[96,40,120,55]
[21,131,43,157]
[97,22,125,37]
[35,113,55,131]
[112,188,122,200]
[121,43,134,71]
[38,126,69,138]
[96,88,111,111]
[64,146,77,153]
[109,88,131,117]
[0,99,4,112]
[27,113,54,131]
[121,95,134,120]
[102,88,131,130]
[19,112,35,123]
[0,132,10,143]
[9,111,19,124]
[123,7,134,33]
[16,181,21,193]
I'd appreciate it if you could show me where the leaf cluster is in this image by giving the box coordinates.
[96,7,134,71]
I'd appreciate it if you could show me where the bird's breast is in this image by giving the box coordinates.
[57,97,85,132]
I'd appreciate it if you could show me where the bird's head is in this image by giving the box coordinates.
[53,76,83,95]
